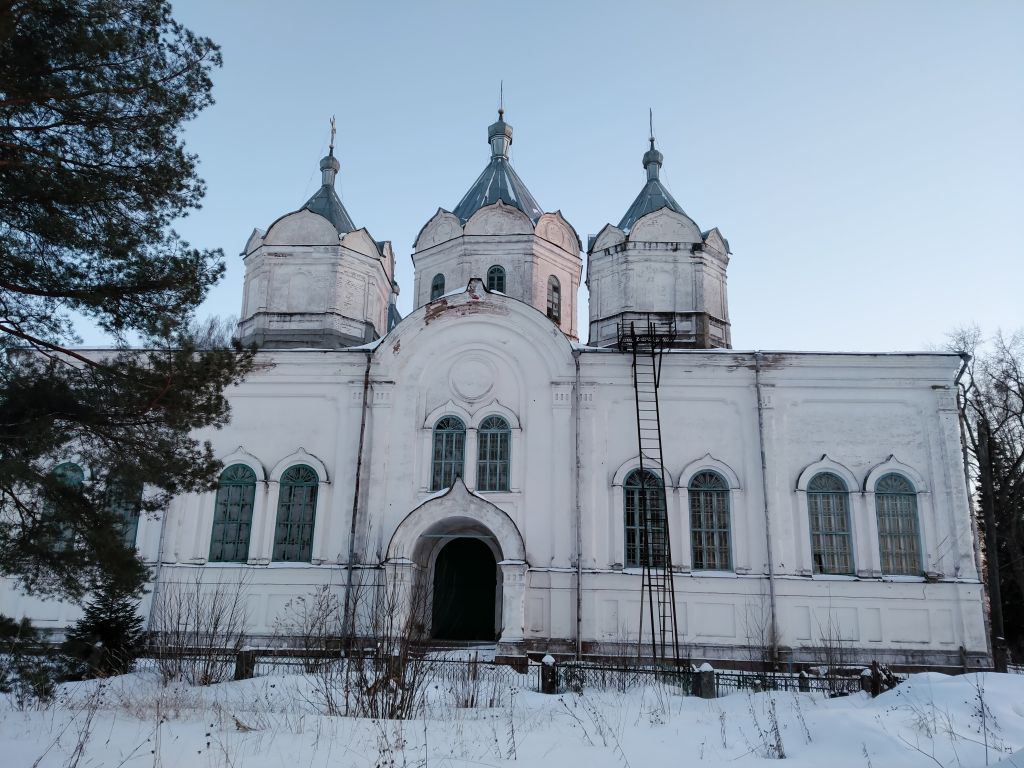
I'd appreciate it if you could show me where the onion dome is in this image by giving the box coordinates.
[301,147,355,234]
[617,137,687,233]
[452,109,543,224]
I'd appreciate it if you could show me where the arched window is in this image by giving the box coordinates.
[624,469,667,568]
[430,416,465,491]
[273,465,319,562]
[546,276,561,322]
[47,462,84,549]
[210,464,257,562]
[476,416,510,492]
[486,265,506,293]
[875,473,921,575]
[106,475,143,548]
[807,472,853,575]
[689,471,731,570]
[430,273,445,301]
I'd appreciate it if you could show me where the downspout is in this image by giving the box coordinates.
[573,349,584,661]
[342,350,373,643]
[753,352,780,663]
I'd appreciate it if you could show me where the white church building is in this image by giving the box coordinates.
[3,111,991,669]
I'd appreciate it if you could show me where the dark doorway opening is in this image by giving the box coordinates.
[431,537,497,641]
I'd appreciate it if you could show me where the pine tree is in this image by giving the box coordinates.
[0,1,254,597]
[62,578,145,678]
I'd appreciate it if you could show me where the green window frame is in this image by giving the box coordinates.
[875,473,922,576]
[546,275,561,322]
[807,472,854,575]
[273,464,318,562]
[486,265,506,293]
[624,469,667,568]
[689,471,731,571]
[431,416,465,492]
[430,273,445,301]
[476,415,510,492]
[106,476,143,549]
[210,464,257,562]
[47,462,85,550]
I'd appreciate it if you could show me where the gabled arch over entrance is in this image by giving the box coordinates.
[387,477,526,565]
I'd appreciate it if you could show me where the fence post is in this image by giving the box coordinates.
[234,649,256,681]
[541,654,558,694]
[697,663,716,699]
[798,670,810,693]
[860,668,872,694]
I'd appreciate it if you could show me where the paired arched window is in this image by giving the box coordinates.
[546,276,561,322]
[875,473,921,575]
[476,416,510,492]
[273,465,319,562]
[430,417,466,491]
[106,476,143,548]
[689,471,731,570]
[807,472,853,575]
[210,464,257,562]
[486,265,506,293]
[623,469,667,568]
[430,273,445,301]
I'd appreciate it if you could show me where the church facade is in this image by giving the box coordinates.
[2,113,991,668]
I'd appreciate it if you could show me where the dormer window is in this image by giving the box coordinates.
[486,265,506,293]
[430,274,445,301]
[546,276,561,323]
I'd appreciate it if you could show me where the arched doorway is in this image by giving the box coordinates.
[431,537,497,641]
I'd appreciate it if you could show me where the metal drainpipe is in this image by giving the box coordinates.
[574,350,584,660]
[342,350,373,643]
[753,351,780,663]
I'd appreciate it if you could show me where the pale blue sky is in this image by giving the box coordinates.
[138,0,1022,352]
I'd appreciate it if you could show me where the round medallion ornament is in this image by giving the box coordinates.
[450,357,495,402]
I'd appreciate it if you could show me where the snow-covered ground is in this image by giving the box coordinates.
[3,667,1023,767]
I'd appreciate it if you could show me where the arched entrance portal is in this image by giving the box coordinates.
[431,537,497,640]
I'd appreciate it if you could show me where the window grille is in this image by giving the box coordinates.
[546,276,561,322]
[210,464,257,562]
[431,416,465,491]
[689,471,731,570]
[807,472,853,574]
[486,265,506,293]
[273,464,318,562]
[106,476,143,548]
[875,473,921,575]
[476,415,510,491]
[624,469,667,568]
[430,273,445,301]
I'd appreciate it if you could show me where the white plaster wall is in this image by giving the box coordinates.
[1,290,987,663]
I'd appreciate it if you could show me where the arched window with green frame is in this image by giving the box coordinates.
[689,471,732,571]
[624,468,667,568]
[807,472,853,575]
[210,464,257,562]
[431,416,466,491]
[476,415,510,492]
[486,265,506,293]
[875,473,922,575]
[46,462,85,550]
[273,465,319,562]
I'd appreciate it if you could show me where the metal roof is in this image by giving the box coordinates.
[452,113,543,224]
[301,152,355,233]
[617,139,687,232]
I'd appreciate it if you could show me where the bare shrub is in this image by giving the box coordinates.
[149,572,249,685]
[271,585,342,672]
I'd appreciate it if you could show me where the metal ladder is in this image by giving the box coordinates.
[619,317,681,665]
